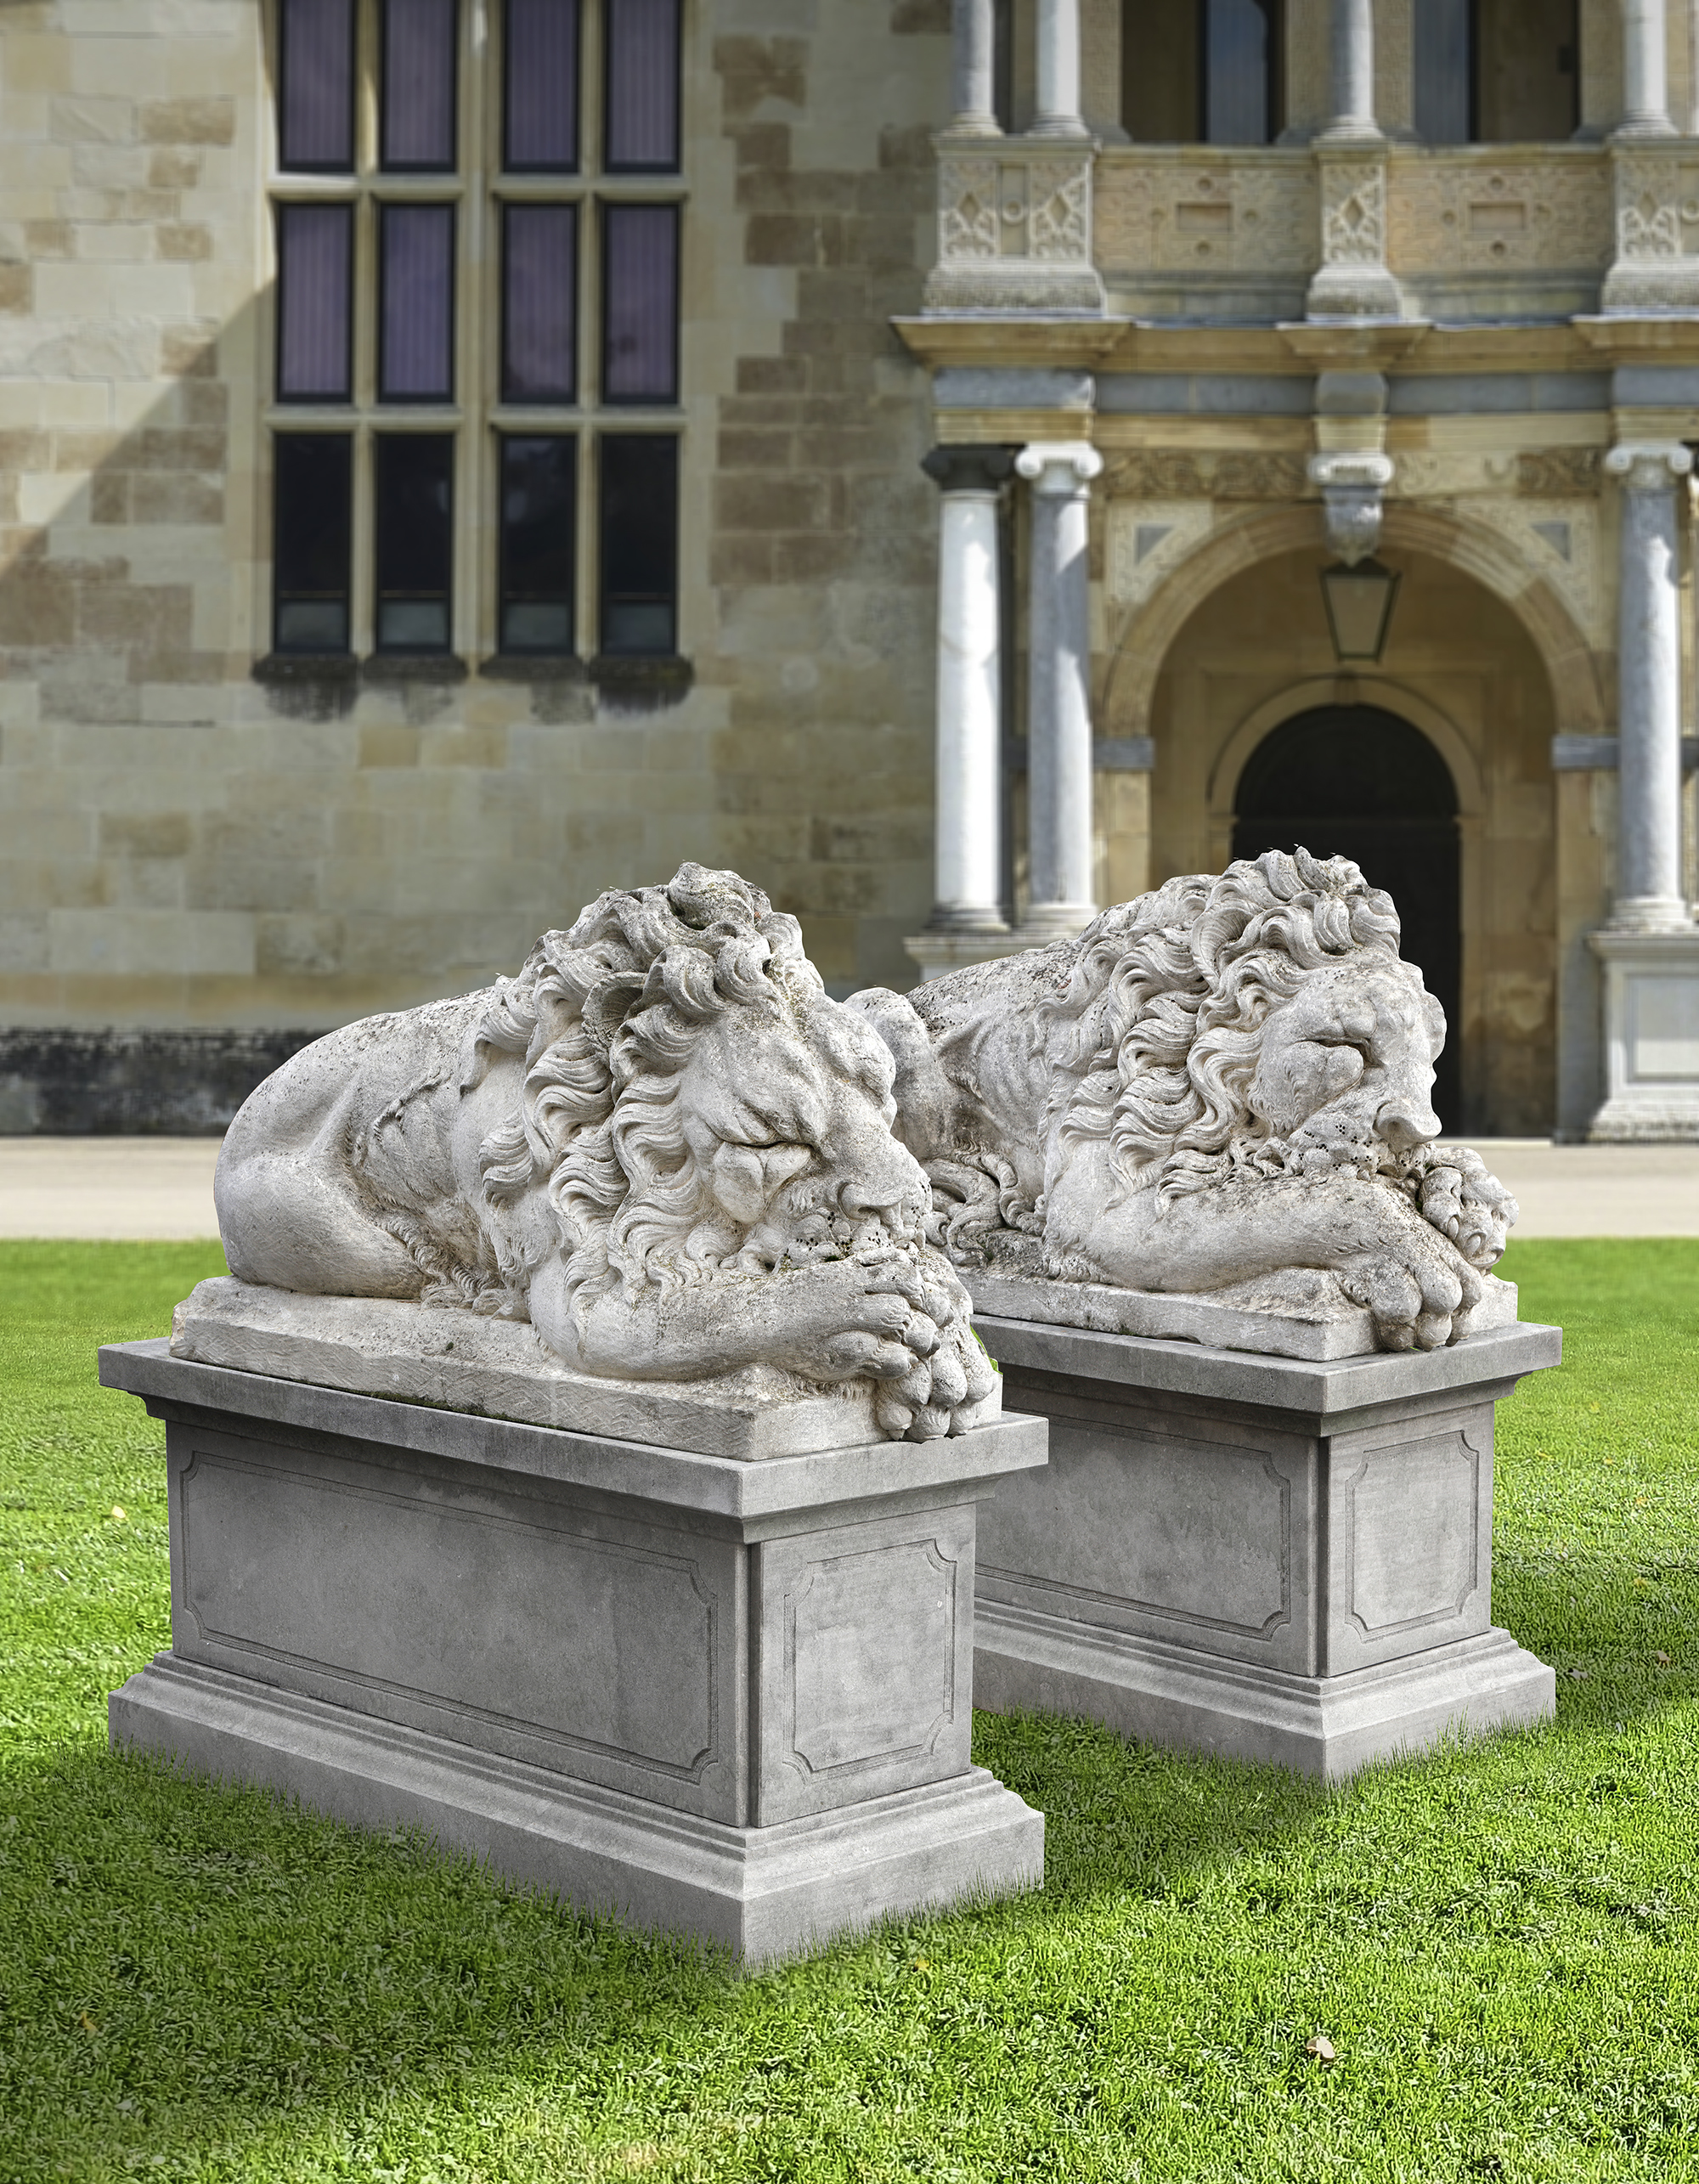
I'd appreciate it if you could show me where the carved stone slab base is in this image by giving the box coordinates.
[966,1266,1519,1363]
[968,1316,1560,1779]
[99,1341,1047,1961]
[172,1277,1003,1462]
[111,1658,1043,1966]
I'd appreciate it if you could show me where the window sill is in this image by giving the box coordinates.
[360,653,469,684]
[254,652,359,685]
[588,653,694,705]
[478,654,590,683]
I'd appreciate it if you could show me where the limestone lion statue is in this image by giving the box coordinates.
[215,863,995,1439]
[850,849,1517,1353]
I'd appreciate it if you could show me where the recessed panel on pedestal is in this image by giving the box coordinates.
[976,1402,1316,1673]
[1628,974,1699,1081]
[1326,1418,1490,1673]
[171,1425,740,1818]
[756,1510,973,1824]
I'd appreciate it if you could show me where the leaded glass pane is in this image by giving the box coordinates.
[381,0,460,170]
[599,433,676,654]
[500,435,577,652]
[503,203,578,403]
[606,0,680,172]
[601,202,678,404]
[274,432,353,652]
[279,0,356,171]
[277,202,353,401]
[505,0,579,170]
[379,202,455,401]
[375,432,454,649]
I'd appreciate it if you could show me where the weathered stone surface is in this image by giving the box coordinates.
[860,851,1522,1363]
[968,1314,1560,1778]
[213,866,998,1443]
[101,1341,1047,1961]
[172,1276,1003,1460]
[964,1262,1517,1363]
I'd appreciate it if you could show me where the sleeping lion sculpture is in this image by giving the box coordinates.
[215,863,995,1441]
[850,848,1517,1354]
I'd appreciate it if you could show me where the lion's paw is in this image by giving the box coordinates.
[1414,1148,1518,1270]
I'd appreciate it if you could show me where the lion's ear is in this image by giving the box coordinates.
[580,971,647,1054]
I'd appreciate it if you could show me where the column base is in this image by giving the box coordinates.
[1588,925,1699,1141]
[906,928,1041,980]
[1013,902,1098,944]
[112,1656,1045,1967]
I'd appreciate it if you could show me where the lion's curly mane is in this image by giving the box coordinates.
[460,863,827,1314]
[1037,847,1404,1196]
[926,849,1408,1260]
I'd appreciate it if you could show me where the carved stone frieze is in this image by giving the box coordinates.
[1387,157,1612,276]
[1515,449,1603,498]
[1101,450,1310,502]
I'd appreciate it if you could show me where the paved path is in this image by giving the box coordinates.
[6,1136,1699,1241]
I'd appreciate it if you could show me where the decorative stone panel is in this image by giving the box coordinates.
[1093,152,1317,279]
[1388,155,1613,278]
[928,143,1104,312]
[1603,148,1699,313]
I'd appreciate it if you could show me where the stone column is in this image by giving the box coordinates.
[1606,443,1692,929]
[1017,441,1102,938]
[921,447,1013,939]
[1031,0,1088,138]
[1619,0,1674,136]
[1318,0,1380,140]
[949,0,999,134]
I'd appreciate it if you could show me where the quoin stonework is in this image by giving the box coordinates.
[7,0,1699,1141]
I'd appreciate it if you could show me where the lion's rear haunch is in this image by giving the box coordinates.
[213,862,996,1439]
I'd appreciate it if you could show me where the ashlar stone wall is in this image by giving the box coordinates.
[0,0,951,1126]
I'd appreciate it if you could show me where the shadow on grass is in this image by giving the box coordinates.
[4,1555,1694,2181]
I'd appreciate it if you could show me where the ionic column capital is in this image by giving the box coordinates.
[922,444,1018,496]
[1606,442,1695,492]
[1016,440,1103,494]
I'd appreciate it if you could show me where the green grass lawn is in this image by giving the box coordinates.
[3,1239,1697,2184]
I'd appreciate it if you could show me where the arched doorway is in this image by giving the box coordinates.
[1231,703,1462,1127]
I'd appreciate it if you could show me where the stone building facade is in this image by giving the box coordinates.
[3,0,1699,1139]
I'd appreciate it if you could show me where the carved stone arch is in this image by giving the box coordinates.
[1099,502,1606,740]
[1206,678,1487,836]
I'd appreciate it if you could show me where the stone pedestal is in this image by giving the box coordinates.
[100,1340,1047,1964]
[967,1316,1560,1780]
[1589,927,1699,1139]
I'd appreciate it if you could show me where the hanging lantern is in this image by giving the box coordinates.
[1320,559,1401,663]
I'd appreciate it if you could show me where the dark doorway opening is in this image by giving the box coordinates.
[1231,703,1462,1129]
